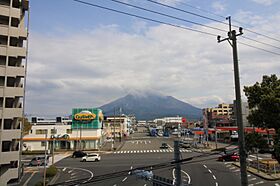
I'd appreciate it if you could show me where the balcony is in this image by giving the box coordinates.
[0,151,19,164]
[0,5,20,18]
[0,25,27,38]
[1,129,21,140]
[7,46,26,57]
[0,108,22,118]
[0,87,24,97]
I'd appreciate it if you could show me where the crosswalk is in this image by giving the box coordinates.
[113,149,192,154]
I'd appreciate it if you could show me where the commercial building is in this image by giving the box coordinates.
[103,115,131,140]
[0,0,29,185]
[23,108,106,152]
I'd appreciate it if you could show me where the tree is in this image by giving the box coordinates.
[19,117,32,136]
[244,74,280,162]
[245,132,268,153]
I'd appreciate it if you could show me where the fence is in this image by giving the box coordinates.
[248,159,280,174]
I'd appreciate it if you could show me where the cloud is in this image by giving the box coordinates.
[211,1,226,12]
[251,0,276,6]
[26,13,280,116]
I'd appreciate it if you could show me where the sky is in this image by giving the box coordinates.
[25,0,280,117]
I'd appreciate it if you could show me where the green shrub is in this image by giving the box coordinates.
[34,181,43,186]
[46,165,57,178]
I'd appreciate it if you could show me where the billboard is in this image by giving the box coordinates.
[72,108,103,129]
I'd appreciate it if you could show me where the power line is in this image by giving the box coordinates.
[109,0,227,32]
[73,0,218,37]
[146,0,227,26]
[73,0,280,56]
[241,36,280,50]
[239,41,280,56]
[149,0,280,44]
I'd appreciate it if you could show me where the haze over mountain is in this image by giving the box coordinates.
[100,92,202,120]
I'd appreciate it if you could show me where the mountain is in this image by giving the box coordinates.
[99,92,202,121]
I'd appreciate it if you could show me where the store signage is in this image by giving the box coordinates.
[74,111,96,121]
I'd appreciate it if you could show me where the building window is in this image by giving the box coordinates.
[41,141,46,147]
[51,129,57,135]
[66,129,72,134]
[2,141,11,152]
[36,129,47,135]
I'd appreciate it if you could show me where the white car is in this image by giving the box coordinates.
[82,153,101,162]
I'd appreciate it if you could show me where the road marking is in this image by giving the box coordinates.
[68,170,73,173]
[153,150,156,152]
[248,178,257,181]
[147,150,150,153]
[134,151,136,153]
[23,171,36,186]
[249,155,263,159]
[113,184,117,186]
[172,169,176,185]
[224,162,232,165]
[117,151,120,154]
[208,169,212,173]
[120,151,123,153]
[181,170,191,184]
[212,175,216,180]
[229,167,236,170]
[140,150,143,153]
[144,150,146,153]
[248,159,253,162]
[203,165,207,168]
[137,150,140,153]
[145,141,147,144]
[215,182,218,186]
[62,168,66,171]
[247,174,251,177]
[123,151,126,153]
[226,165,231,168]
[58,166,94,184]
[160,150,163,152]
[255,181,264,185]
[156,150,159,152]
[122,177,127,182]
[144,184,147,186]
[233,169,239,172]
[274,184,280,186]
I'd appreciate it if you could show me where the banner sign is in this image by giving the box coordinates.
[72,108,103,129]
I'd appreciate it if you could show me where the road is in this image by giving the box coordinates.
[52,132,280,186]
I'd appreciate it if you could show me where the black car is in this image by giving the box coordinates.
[160,142,169,149]
[72,151,87,158]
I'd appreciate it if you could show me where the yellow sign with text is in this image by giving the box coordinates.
[74,111,96,121]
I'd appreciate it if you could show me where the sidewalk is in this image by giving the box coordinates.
[16,153,71,186]
[233,162,280,181]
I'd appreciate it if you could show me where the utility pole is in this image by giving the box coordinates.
[43,131,47,186]
[217,16,248,186]
[174,141,181,186]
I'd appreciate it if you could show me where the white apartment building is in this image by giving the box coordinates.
[104,115,131,139]
[0,0,29,185]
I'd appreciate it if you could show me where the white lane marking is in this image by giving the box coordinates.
[247,174,251,177]
[123,151,126,153]
[68,170,73,173]
[248,178,257,181]
[233,169,239,172]
[249,184,254,186]
[144,150,146,153]
[58,166,93,184]
[249,155,263,159]
[255,181,264,185]
[156,150,159,152]
[248,159,253,162]
[160,150,163,152]
[229,167,236,170]
[117,151,120,154]
[122,177,127,182]
[212,175,216,180]
[113,152,116,154]
[226,165,231,167]
[172,169,176,185]
[144,184,147,186]
[224,162,232,165]
[181,170,191,184]
[113,184,117,186]
[23,171,36,186]
[147,150,150,153]
[134,151,136,153]
[62,168,66,171]
[208,169,212,173]
[120,151,123,153]
[137,150,140,153]
[140,150,143,153]
[203,165,207,168]
[274,184,280,186]
[215,182,219,186]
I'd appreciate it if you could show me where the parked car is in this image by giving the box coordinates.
[29,156,49,166]
[82,153,101,162]
[218,152,239,161]
[160,142,169,149]
[72,151,87,158]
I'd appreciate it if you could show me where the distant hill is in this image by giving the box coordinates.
[100,92,202,121]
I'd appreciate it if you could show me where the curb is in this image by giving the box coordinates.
[232,163,280,181]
